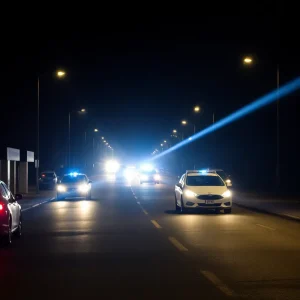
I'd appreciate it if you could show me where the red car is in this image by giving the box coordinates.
[0,180,22,246]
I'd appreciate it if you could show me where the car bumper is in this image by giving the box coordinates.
[57,190,89,198]
[183,197,232,209]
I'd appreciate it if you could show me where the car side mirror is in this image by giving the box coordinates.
[176,183,182,188]
[225,179,232,187]
[15,194,23,200]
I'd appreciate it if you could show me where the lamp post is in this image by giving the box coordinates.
[68,108,86,168]
[36,70,66,194]
[242,56,280,187]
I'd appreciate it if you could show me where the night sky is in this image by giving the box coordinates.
[2,9,299,189]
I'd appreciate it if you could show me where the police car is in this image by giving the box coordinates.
[56,173,92,200]
[175,170,232,213]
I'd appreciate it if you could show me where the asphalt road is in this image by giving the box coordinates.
[1,176,300,299]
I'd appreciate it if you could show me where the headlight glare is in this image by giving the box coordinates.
[57,185,66,192]
[184,190,197,197]
[222,190,232,198]
[78,184,90,193]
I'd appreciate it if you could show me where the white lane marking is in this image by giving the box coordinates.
[256,224,276,230]
[22,198,55,212]
[201,270,236,297]
[151,220,162,229]
[282,214,300,220]
[168,236,188,252]
[141,207,148,215]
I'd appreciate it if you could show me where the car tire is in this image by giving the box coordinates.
[224,208,232,214]
[15,214,22,238]
[175,195,180,212]
[180,197,186,213]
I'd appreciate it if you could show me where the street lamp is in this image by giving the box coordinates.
[173,129,177,133]
[243,56,253,65]
[57,70,66,77]
[164,140,167,143]
[94,128,98,132]
[181,120,187,125]
[68,108,86,168]
[36,70,66,194]
[194,105,201,113]
[101,137,104,139]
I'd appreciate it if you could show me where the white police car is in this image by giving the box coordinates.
[56,173,92,200]
[175,170,232,213]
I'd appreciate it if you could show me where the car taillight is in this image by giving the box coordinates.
[0,204,3,211]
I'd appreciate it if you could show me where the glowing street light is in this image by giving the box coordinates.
[194,105,201,113]
[173,129,177,133]
[160,143,163,147]
[81,108,86,112]
[181,120,187,125]
[164,140,167,143]
[243,56,253,64]
[57,70,66,77]
[94,128,98,132]
[101,137,104,139]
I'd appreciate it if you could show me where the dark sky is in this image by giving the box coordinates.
[2,8,299,187]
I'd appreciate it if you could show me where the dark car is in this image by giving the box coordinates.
[39,171,58,189]
[0,181,22,246]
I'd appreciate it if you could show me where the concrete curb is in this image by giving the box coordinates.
[234,202,300,222]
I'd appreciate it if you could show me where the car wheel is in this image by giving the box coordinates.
[180,197,186,213]
[175,195,180,211]
[224,208,232,214]
[15,214,22,238]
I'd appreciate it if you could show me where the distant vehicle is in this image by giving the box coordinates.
[39,171,58,189]
[138,169,160,184]
[208,169,232,186]
[175,170,232,213]
[0,181,22,245]
[56,173,92,200]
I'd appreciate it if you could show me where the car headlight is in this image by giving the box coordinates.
[154,174,160,180]
[222,190,232,198]
[78,184,90,193]
[184,190,197,197]
[225,179,231,184]
[141,175,148,180]
[57,185,66,192]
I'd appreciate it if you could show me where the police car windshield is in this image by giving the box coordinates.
[61,175,87,183]
[186,175,225,186]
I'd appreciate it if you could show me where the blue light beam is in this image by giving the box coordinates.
[153,77,300,160]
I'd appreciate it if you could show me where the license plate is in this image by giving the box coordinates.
[205,200,214,204]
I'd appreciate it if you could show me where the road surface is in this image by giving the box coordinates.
[1,176,300,299]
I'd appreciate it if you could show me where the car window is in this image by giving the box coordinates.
[186,175,225,186]
[0,183,8,198]
[179,174,185,185]
[1,182,11,198]
[61,175,87,183]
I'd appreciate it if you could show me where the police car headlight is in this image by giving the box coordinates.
[184,190,197,197]
[222,190,232,198]
[78,184,90,193]
[57,185,66,192]
[154,174,160,180]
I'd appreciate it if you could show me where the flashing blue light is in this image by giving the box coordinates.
[69,172,78,177]
[152,77,300,160]
[200,170,207,174]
